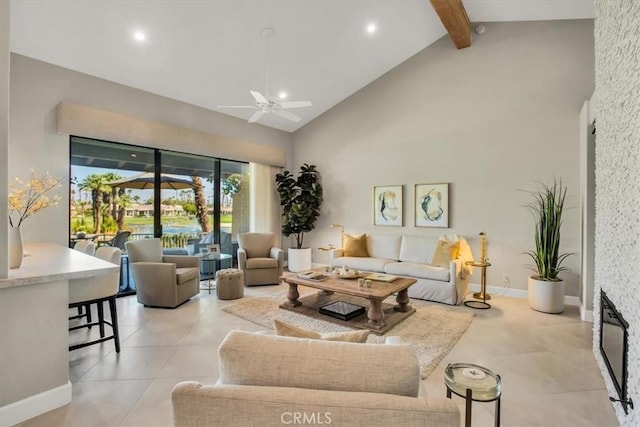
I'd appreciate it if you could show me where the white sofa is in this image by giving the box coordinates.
[329,234,470,305]
[171,330,460,427]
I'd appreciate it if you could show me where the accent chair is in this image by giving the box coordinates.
[237,232,283,286]
[125,238,200,308]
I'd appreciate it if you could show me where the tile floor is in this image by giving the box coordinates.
[20,284,618,427]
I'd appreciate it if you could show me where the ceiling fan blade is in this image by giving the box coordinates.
[249,90,269,104]
[279,100,312,109]
[274,110,302,122]
[217,105,257,109]
[248,110,265,123]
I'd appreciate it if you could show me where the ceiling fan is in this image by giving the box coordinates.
[218,28,312,124]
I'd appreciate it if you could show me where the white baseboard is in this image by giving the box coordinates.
[468,283,582,306]
[469,283,593,321]
[468,283,527,299]
[0,381,71,427]
[580,305,594,322]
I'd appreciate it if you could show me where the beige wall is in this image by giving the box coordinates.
[9,54,292,246]
[293,20,595,295]
[1,0,9,278]
[593,2,640,425]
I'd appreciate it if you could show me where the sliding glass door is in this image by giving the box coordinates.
[70,137,250,292]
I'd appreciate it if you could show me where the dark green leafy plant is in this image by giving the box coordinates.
[275,164,323,249]
[524,179,572,281]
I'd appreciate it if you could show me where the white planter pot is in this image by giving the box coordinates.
[528,276,565,314]
[288,248,312,273]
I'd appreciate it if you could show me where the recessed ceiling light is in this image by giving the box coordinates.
[278,91,288,100]
[133,31,146,42]
[366,23,377,34]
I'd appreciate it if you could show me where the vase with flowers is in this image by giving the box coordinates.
[8,170,61,268]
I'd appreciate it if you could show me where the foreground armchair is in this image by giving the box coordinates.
[171,330,460,427]
[125,238,199,308]
[237,232,283,286]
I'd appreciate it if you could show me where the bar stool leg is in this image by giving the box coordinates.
[97,301,105,338]
[85,303,92,328]
[465,388,472,427]
[108,296,121,353]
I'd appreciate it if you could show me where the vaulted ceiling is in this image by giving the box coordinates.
[10,0,593,132]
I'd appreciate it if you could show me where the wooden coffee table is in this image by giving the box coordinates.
[280,270,416,335]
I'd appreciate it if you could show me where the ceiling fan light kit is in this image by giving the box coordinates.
[218,27,312,124]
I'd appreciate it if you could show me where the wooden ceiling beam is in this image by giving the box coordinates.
[429,0,471,49]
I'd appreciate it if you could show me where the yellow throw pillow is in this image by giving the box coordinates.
[343,233,369,257]
[431,240,460,267]
[273,320,370,343]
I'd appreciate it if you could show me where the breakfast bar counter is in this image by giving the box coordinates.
[0,243,118,427]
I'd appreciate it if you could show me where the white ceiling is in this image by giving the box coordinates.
[9,0,594,133]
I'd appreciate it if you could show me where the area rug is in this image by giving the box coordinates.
[223,290,474,379]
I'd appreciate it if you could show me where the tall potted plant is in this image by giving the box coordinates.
[524,179,572,313]
[275,164,323,272]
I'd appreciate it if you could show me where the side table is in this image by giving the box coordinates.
[465,261,491,309]
[445,362,502,427]
[198,253,233,293]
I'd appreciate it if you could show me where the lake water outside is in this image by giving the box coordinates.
[130,223,232,235]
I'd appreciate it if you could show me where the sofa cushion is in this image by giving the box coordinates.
[218,330,420,397]
[367,234,402,260]
[431,240,460,267]
[399,235,439,264]
[176,267,199,284]
[273,320,370,343]
[246,257,277,269]
[332,256,394,272]
[344,233,369,257]
[384,262,450,282]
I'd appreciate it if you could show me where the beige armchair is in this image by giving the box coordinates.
[237,232,283,286]
[125,238,200,308]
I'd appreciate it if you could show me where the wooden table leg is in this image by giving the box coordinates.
[367,299,386,329]
[394,288,412,312]
[283,283,301,307]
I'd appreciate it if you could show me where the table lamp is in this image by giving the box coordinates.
[330,224,344,248]
[479,231,487,262]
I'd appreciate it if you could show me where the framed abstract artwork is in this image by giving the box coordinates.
[415,183,449,228]
[373,185,403,226]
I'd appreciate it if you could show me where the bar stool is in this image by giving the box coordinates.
[71,240,97,322]
[73,240,95,255]
[68,247,122,353]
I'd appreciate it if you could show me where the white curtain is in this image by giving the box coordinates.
[249,162,281,247]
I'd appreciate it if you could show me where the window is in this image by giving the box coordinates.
[70,136,249,256]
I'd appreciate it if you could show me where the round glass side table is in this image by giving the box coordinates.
[198,253,233,293]
[445,363,502,427]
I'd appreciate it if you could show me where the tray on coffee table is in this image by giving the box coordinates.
[319,301,366,321]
